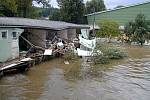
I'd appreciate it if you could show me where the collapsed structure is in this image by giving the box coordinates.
[0,17,90,62]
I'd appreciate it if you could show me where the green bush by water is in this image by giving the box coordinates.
[106,47,127,59]
[63,50,77,61]
[92,43,127,64]
[92,55,109,64]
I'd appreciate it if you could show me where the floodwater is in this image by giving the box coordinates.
[1,45,150,100]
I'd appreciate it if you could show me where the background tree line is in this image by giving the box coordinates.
[51,0,106,23]
[0,0,50,18]
[0,0,106,24]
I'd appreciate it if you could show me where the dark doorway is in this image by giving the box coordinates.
[19,31,31,51]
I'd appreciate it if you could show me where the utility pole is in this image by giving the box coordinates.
[92,7,96,37]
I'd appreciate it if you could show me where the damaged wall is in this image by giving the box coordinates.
[27,29,47,48]
[67,29,76,41]
[57,29,68,40]
[57,29,76,41]
[25,28,77,49]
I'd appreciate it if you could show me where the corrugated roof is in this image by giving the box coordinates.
[85,1,150,16]
[0,17,89,30]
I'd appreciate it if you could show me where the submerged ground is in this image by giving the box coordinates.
[0,45,150,100]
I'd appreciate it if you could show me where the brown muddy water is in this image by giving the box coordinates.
[1,45,150,100]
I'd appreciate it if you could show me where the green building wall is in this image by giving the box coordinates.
[86,2,150,26]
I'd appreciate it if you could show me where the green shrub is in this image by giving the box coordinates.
[92,44,109,64]
[124,14,148,45]
[92,55,109,64]
[92,43,127,64]
[63,50,77,61]
[99,55,109,64]
[106,47,126,59]
[96,20,120,38]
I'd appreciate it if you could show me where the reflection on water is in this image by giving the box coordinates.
[0,46,150,100]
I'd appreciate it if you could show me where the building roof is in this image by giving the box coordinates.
[85,1,150,16]
[0,17,89,30]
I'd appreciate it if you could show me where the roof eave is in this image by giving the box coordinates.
[0,25,66,31]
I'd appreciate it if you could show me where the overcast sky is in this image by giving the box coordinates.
[103,0,149,9]
[34,0,149,9]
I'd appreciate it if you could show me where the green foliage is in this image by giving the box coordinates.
[58,0,85,24]
[40,8,51,17]
[96,20,120,38]
[0,0,51,18]
[0,0,17,17]
[0,13,4,17]
[92,43,126,64]
[106,47,126,59]
[125,14,148,45]
[63,50,77,61]
[147,21,150,32]
[38,7,54,17]
[92,55,109,64]
[135,14,147,28]
[16,0,32,18]
[49,9,61,21]
[85,0,106,14]
[31,7,60,19]
[29,7,40,18]
[124,21,136,37]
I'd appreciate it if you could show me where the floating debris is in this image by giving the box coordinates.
[64,61,70,65]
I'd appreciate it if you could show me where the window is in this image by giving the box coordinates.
[12,32,17,39]
[1,31,7,39]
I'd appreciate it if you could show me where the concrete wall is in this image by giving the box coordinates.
[27,29,47,48]
[67,29,76,41]
[0,28,24,62]
[57,29,77,41]
[26,28,77,48]
[57,29,68,40]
